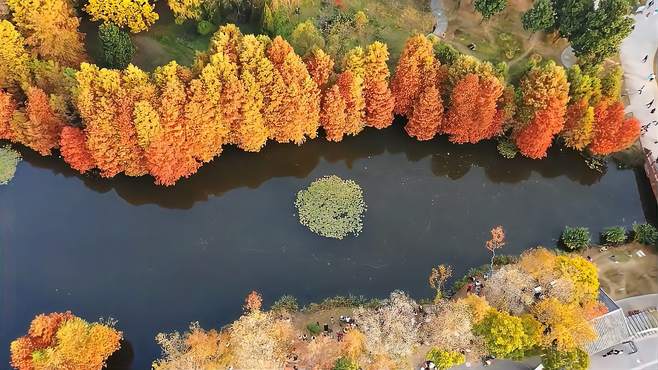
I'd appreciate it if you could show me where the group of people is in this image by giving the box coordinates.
[465,276,485,296]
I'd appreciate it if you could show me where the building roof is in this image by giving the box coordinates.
[585,289,630,354]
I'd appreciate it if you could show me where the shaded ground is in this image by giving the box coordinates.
[441,0,568,81]
[585,242,658,300]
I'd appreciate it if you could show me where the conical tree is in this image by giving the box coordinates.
[60,126,95,173]
[391,35,436,117]
[363,41,394,129]
[320,84,349,142]
[405,81,443,141]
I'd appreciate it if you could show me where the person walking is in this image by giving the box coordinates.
[649,73,656,81]
[642,54,649,63]
[647,99,655,108]
[639,85,647,94]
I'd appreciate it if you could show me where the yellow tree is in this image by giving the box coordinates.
[84,0,159,33]
[0,20,30,90]
[363,41,394,129]
[320,84,348,142]
[532,298,597,351]
[428,264,453,300]
[236,69,269,151]
[7,0,86,67]
[337,70,365,137]
[167,0,204,23]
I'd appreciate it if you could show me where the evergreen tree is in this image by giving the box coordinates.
[522,0,555,34]
[98,23,135,69]
[474,0,508,20]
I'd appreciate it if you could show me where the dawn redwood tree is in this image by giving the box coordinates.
[146,62,201,186]
[444,73,504,143]
[561,65,601,150]
[266,36,320,144]
[60,126,95,173]
[514,61,569,158]
[391,35,437,117]
[589,99,640,155]
[304,47,334,89]
[405,76,443,141]
[363,41,395,129]
[84,0,159,33]
[337,70,365,137]
[7,0,86,67]
[0,90,16,140]
[321,84,349,142]
[474,0,508,21]
[237,70,269,152]
[23,86,65,155]
[0,20,30,90]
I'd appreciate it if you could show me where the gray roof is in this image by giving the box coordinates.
[585,290,630,354]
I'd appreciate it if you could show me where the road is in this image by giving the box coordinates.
[619,1,658,166]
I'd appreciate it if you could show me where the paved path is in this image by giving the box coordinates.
[430,0,449,36]
[619,2,658,170]
[590,336,658,370]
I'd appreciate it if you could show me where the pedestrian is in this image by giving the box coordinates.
[639,85,646,94]
[587,255,592,262]
[642,55,649,63]
[651,108,656,114]
[647,99,654,108]
[649,0,654,7]
[649,73,656,81]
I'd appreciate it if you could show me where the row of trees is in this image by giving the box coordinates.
[0,11,640,185]
[10,312,122,370]
[146,247,601,370]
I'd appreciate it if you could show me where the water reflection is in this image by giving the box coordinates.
[16,123,606,209]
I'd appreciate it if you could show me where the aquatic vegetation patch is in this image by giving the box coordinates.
[295,175,366,239]
[0,145,21,185]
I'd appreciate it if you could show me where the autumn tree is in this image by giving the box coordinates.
[444,73,505,143]
[405,73,443,141]
[11,312,122,370]
[337,70,365,138]
[532,298,597,350]
[561,65,601,150]
[589,99,640,155]
[0,20,30,90]
[460,293,491,324]
[153,322,229,370]
[483,266,536,315]
[514,61,569,158]
[428,264,453,301]
[555,254,599,304]
[304,47,334,89]
[485,225,506,274]
[84,0,159,33]
[228,310,294,369]
[266,36,320,144]
[146,62,201,185]
[244,290,263,312]
[354,291,420,358]
[59,126,95,173]
[391,35,437,117]
[473,309,538,359]
[7,0,86,67]
[20,86,64,155]
[167,0,205,23]
[0,90,17,140]
[321,84,349,142]
[363,42,395,129]
[600,66,623,99]
[420,300,477,352]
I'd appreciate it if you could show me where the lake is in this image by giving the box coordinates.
[1,125,655,369]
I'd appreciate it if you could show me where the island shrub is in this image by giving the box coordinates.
[98,23,135,69]
[333,356,358,370]
[497,137,518,159]
[561,226,591,250]
[632,223,658,246]
[600,226,626,245]
[425,348,466,369]
[306,322,322,335]
[196,20,214,35]
[0,145,21,185]
[295,175,366,239]
[271,295,299,313]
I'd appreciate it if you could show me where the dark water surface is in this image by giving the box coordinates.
[1,126,654,369]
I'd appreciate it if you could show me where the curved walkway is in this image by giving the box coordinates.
[430,0,449,36]
[619,2,658,195]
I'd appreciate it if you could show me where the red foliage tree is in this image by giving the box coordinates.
[0,90,16,140]
[405,80,443,141]
[23,86,64,155]
[304,48,334,90]
[60,126,95,173]
[320,84,348,142]
[515,98,566,159]
[589,99,640,155]
[391,35,436,117]
[363,41,394,129]
[337,70,365,137]
[444,74,504,144]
